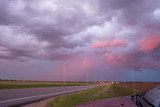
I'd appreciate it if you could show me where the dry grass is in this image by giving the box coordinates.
[123,82,160,91]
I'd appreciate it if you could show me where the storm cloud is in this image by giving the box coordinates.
[0,0,160,81]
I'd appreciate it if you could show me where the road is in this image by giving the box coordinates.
[0,85,97,107]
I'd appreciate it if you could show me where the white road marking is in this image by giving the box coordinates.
[0,86,96,104]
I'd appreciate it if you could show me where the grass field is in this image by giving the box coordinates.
[47,83,142,107]
[0,80,89,89]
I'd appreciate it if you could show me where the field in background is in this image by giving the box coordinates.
[0,80,159,90]
[47,82,160,107]
[0,80,90,89]
[123,82,160,91]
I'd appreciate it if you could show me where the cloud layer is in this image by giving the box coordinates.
[0,0,160,81]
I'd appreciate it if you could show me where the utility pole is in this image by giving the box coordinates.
[87,72,89,84]
[63,63,66,85]
[130,53,135,95]
[94,76,97,84]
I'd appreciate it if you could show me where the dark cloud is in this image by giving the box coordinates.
[99,0,140,10]
[0,0,106,60]
[0,0,160,81]
[98,0,160,42]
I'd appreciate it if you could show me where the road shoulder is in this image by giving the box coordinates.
[22,97,54,107]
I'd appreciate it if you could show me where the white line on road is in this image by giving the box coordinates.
[0,86,96,104]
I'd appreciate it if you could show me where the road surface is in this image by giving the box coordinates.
[0,85,97,107]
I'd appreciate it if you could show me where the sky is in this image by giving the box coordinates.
[0,0,160,82]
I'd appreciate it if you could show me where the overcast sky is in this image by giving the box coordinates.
[0,0,160,82]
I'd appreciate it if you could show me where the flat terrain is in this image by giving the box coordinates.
[47,82,160,107]
[0,82,159,107]
[0,80,89,89]
[123,82,160,91]
[0,85,97,107]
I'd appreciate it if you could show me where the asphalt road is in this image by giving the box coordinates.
[0,85,97,107]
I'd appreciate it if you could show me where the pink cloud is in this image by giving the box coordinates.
[91,38,127,49]
[139,35,160,52]
[82,58,93,69]
[67,56,96,74]
[103,54,130,71]
[103,53,160,72]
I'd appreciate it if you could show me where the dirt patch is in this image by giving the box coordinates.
[21,97,54,107]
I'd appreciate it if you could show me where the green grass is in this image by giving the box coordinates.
[0,80,89,89]
[47,83,141,107]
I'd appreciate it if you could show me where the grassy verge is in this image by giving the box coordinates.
[47,83,141,107]
[0,80,89,89]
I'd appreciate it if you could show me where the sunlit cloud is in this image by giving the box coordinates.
[139,35,160,52]
[91,38,127,49]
